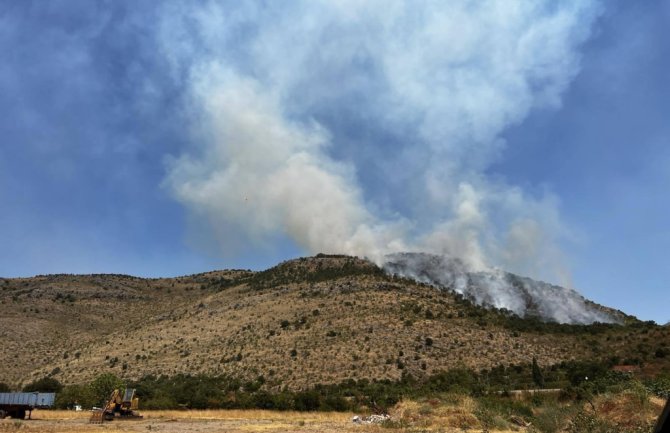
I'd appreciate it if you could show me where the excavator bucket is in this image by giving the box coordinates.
[89,409,104,424]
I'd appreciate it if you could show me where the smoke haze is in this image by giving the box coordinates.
[384,253,617,324]
[162,1,602,310]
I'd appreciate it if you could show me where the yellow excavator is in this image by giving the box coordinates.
[89,388,142,424]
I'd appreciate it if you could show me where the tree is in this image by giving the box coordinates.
[22,377,62,393]
[55,384,96,409]
[89,373,124,406]
[0,383,10,392]
[532,357,545,388]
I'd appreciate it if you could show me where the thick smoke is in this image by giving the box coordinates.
[166,68,408,259]
[384,253,617,324]
[161,1,603,321]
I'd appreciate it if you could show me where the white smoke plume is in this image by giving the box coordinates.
[161,1,603,318]
[166,67,408,259]
[384,252,617,324]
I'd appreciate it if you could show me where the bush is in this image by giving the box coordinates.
[567,411,614,433]
[645,375,670,398]
[563,360,608,386]
[321,395,350,411]
[531,404,576,433]
[477,396,534,419]
[55,384,95,409]
[89,373,124,406]
[141,394,178,410]
[294,390,321,411]
[426,368,477,393]
[22,377,62,393]
[475,407,509,431]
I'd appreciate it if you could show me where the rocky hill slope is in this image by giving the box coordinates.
[1,255,668,389]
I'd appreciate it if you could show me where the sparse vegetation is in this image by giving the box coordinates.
[1,254,669,433]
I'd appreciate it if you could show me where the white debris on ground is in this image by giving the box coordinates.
[352,414,391,424]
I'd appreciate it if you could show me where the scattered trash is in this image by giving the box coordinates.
[510,415,531,427]
[352,414,391,424]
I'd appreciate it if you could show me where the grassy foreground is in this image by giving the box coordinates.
[1,409,356,433]
[1,390,667,433]
[381,391,666,432]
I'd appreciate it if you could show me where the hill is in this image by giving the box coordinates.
[1,255,668,390]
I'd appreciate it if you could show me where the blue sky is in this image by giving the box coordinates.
[0,1,667,324]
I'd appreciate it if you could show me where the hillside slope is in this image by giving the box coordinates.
[1,255,668,389]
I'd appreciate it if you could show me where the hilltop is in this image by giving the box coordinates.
[1,255,668,390]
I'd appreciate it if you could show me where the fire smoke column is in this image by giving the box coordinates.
[162,0,601,286]
[164,67,406,259]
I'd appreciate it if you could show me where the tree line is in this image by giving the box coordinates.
[3,358,666,412]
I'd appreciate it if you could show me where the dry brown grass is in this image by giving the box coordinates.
[4,273,580,388]
[590,389,664,431]
[2,409,358,433]
[384,395,484,431]
[2,255,670,390]
[10,396,666,433]
[141,409,353,421]
[29,410,89,420]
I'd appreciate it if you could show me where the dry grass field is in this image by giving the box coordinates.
[0,409,520,433]
[6,397,665,433]
[1,409,354,433]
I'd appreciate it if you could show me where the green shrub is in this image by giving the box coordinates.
[475,406,509,430]
[477,396,534,420]
[645,375,670,398]
[531,404,575,433]
[89,373,123,406]
[55,384,95,409]
[294,390,321,411]
[567,411,613,433]
[22,377,62,393]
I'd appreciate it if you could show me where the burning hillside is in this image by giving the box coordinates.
[383,252,621,324]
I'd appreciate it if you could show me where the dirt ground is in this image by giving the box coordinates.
[0,409,501,433]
